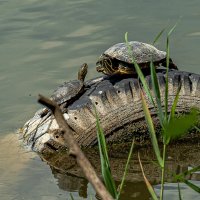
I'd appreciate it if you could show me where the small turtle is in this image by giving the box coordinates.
[96,41,178,75]
[40,63,88,117]
[51,63,88,106]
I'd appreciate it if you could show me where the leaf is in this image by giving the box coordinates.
[164,83,182,144]
[138,152,159,200]
[140,91,163,167]
[165,109,199,140]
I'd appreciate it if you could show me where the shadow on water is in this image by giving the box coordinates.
[39,140,200,199]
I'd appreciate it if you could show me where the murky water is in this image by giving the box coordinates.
[0,0,200,199]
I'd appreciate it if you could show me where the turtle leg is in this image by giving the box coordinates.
[162,58,178,70]
[168,59,178,70]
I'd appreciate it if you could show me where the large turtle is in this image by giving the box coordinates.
[96,41,178,75]
[40,63,88,117]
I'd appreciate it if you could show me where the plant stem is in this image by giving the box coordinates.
[160,144,166,200]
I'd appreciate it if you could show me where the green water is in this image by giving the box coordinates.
[0,0,200,199]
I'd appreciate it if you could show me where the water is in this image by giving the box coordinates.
[0,0,200,199]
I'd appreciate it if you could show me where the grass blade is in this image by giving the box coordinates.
[70,193,75,200]
[150,61,161,102]
[175,166,200,193]
[160,144,167,200]
[175,166,200,180]
[164,36,169,120]
[94,106,118,198]
[183,179,200,193]
[125,32,155,107]
[165,23,178,119]
[194,126,200,132]
[138,152,159,200]
[117,139,134,200]
[150,61,164,126]
[169,83,181,121]
[153,28,165,45]
[168,23,178,38]
[177,182,183,200]
[140,91,163,167]
[164,82,181,144]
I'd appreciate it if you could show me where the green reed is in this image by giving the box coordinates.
[125,27,200,200]
[71,27,199,200]
[94,106,134,199]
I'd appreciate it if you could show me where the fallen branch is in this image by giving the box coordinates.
[38,94,114,200]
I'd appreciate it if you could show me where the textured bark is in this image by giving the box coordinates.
[20,70,200,153]
[66,70,200,146]
[38,95,114,200]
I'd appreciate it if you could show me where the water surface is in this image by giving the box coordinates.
[0,0,200,199]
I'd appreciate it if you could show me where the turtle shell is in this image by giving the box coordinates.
[51,80,84,105]
[104,41,166,64]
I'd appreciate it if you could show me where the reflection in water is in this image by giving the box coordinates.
[52,168,89,198]
[40,141,200,199]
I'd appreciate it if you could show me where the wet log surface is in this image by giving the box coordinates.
[20,69,200,154]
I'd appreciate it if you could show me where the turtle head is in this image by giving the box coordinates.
[96,54,117,75]
[78,63,88,82]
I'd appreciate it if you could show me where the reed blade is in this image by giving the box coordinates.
[94,106,118,198]
[165,23,178,119]
[153,28,165,45]
[177,182,183,200]
[183,180,200,193]
[138,152,159,200]
[117,139,134,200]
[70,193,75,200]
[140,91,163,167]
[125,32,155,107]
[150,61,164,126]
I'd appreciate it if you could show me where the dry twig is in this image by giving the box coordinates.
[38,94,114,200]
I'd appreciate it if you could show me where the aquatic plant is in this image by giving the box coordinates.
[125,26,200,200]
[70,27,200,200]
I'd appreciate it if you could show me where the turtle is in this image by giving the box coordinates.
[51,63,88,106]
[40,63,88,117]
[96,41,178,75]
